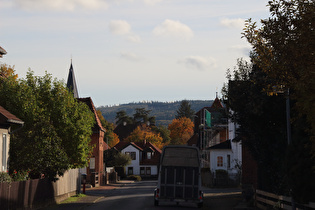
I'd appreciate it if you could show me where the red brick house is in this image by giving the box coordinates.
[66,62,107,186]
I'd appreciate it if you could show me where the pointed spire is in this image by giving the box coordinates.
[66,59,79,98]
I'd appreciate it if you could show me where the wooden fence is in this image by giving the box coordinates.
[0,169,79,209]
[256,189,315,210]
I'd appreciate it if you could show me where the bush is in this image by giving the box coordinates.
[127,175,141,181]
[0,172,12,183]
[11,170,29,182]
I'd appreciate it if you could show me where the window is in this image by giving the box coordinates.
[2,134,7,171]
[217,156,223,167]
[125,152,136,160]
[140,167,145,175]
[147,152,151,159]
[128,167,133,175]
[146,167,151,175]
[227,155,231,169]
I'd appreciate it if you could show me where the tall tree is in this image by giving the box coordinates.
[0,69,95,179]
[125,125,164,149]
[115,110,133,125]
[97,110,119,147]
[175,100,195,120]
[133,108,156,125]
[168,117,194,145]
[241,0,315,202]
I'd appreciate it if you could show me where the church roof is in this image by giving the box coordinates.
[66,62,79,98]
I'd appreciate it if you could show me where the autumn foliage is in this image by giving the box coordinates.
[125,125,164,149]
[168,117,194,145]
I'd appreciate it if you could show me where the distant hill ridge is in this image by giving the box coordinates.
[97,100,214,126]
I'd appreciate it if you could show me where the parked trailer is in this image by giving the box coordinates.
[154,145,203,208]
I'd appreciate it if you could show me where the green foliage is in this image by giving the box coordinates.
[152,125,171,145]
[115,110,133,126]
[239,0,315,203]
[114,152,132,167]
[175,100,195,120]
[0,172,12,183]
[133,108,155,125]
[127,175,141,181]
[104,148,119,167]
[0,70,95,179]
[11,170,29,182]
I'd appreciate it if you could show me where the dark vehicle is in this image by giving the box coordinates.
[154,145,203,208]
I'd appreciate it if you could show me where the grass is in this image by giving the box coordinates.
[60,193,86,204]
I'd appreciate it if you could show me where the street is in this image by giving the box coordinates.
[48,180,244,210]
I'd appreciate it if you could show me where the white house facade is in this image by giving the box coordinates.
[115,141,161,177]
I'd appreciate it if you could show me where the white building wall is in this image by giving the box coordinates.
[0,128,10,172]
[228,116,242,174]
[121,145,140,175]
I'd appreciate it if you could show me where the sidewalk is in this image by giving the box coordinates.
[42,180,134,210]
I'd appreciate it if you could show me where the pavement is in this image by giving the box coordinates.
[44,180,256,210]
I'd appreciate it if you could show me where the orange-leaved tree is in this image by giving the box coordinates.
[168,117,194,145]
[125,125,164,149]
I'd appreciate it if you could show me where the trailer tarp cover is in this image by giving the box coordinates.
[161,147,199,167]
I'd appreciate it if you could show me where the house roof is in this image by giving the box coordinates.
[187,133,199,146]
[211,97,224,109]
[207,140,231,150]
[0,46,7,58]
[77,97,105,133]
[0,105,24,125]
[66,61,79,98]
[114,141,162,154]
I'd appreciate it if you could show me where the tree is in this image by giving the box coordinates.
[125,125,164,149]
[115,110,133,125]
[0,69,95,179]
[175,100,195,120]
[241,0,315,202]
[133,108,155,125]
[168,117,194,145]
[97,110,119,147]
[0,64,18,80]
[114,152,132,167]
[152,125,171,145]
[242,0,315,137]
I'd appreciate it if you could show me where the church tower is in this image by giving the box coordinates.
[66,60,79,98]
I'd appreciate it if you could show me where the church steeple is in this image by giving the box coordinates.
[66,59,79,98]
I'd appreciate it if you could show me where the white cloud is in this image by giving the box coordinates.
[178,56,217,71]
[120,52,141,61]
[13,0,109,11]
[143,0,162,6]
[230,45,252,56]
[109,20,131,35]
[153,19,194,41]
[109,20,141,43]
[220,18,245,29]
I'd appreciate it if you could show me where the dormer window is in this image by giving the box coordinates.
[147,152,152,159]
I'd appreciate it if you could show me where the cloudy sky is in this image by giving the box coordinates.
[0,0,270,107]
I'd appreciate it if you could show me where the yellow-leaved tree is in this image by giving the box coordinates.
[168,117,194,145]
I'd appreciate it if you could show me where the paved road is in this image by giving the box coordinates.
[47,180,244,210]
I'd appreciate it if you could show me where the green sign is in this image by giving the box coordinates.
[205,109,211,128]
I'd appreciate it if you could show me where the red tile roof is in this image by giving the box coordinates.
[0,105,24,125]
[0,46,7,57]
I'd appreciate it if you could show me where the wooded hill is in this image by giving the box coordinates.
[97,100,213,126]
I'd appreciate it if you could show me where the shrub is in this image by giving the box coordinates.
[127,175,141,181]
[11,170,29,182]
[0,172,12,183]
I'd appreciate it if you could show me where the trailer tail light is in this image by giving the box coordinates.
[199,191,203,200]
[156,188,159,198]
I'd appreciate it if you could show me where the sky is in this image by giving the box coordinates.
[0,0,270,107]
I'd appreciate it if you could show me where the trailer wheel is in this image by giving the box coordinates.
[154,200,159,206]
